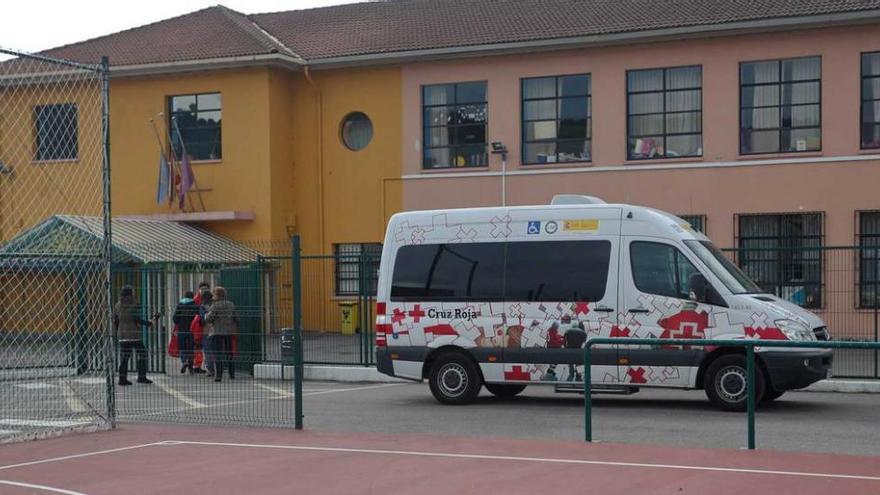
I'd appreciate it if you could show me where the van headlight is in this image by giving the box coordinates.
[775,319,815,341]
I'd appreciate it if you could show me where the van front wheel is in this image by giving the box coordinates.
[428,353,482,405]
[485,383,526,398]
[704,354,765,412]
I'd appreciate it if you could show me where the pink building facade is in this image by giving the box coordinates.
[400,23,880,348]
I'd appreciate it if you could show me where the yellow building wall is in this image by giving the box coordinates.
[287,65,403,331]
[0,84,103,242]
[109,67,278,242]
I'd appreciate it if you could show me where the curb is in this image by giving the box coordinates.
[255,364,880,392]
[253,363,408,383]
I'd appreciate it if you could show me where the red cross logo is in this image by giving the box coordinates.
[391,308,406,324]
[574,302,590,316]
[407,304,426,323]
[627,367,647,384]
[504,365,532,381]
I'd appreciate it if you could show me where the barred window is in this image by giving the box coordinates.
[335,243,382,296]
[169,93,222,161]
[521,74,591,164]
[737,213,823,308]
[740,57,821,154]
[34,103,78,161]
[627,66,702,160]
[858,211,880,308]
[861,52,880,149]
[422,82,487,169]
[678,215,707,234]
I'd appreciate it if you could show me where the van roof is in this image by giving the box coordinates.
[388,202,711,243]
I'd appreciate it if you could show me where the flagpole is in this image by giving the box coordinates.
[157,113,191,211]
[149,119,173,206]
[170,115,206,212]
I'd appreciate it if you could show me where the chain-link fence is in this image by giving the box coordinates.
[0,48,112,442]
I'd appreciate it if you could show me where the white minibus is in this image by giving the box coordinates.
[374,196,832,411]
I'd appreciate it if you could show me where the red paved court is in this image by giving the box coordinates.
[1,424,878,494]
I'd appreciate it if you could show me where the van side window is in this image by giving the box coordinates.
[391,243,504,301]
[505,240,611,302]
[631,242,699,299]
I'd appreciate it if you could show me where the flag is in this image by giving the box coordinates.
[178,151,194,209]
[156,153,170,204]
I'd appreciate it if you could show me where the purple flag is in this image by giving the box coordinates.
[178,152,194,209]
[157,153,170,204]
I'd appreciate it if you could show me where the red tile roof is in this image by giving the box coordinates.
[19,0,880,68]
[253,0,880,60]
[36,6,287,67]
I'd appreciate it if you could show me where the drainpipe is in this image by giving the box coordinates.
[303,65,325,256]
[303,65,328,331]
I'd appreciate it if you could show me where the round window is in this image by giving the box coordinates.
[340,111,373,151]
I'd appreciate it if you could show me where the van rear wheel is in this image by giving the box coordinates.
[485,383,526,398]
[704,354,765,412]
[428,353,482,405]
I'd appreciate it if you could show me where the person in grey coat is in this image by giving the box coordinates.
[113,285,153,385]
[205,286,239,382]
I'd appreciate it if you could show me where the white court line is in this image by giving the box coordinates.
[60,384,88,414]
[0,442,162,472]
[0,479,89,495]
[163,440,880,482]
[254,383,292,397]
[151,378,205,408]
[302,383,402,397]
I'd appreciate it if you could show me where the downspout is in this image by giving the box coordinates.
[303,65,325,256]
[303,65,328,331]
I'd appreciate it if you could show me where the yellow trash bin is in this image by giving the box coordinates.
[339,301,359,335]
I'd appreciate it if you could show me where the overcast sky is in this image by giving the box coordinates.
[0,0,359,59]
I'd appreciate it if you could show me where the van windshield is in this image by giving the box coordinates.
[683,240,763,295]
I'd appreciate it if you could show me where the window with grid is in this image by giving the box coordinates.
[678,215,707,234]
[521,74,591,164]
[422,82,487,169]
[169,93,222,161]
[737,213,823,308]
[34,103,78,161]
[335,243,382,296]
[740,57,821,154]
[858,212,880,308]
[862,52,880,149]
[627,66,702,160]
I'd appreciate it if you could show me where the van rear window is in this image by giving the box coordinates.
[390,240,611,302]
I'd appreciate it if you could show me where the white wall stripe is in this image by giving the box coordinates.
[402,154,880,180]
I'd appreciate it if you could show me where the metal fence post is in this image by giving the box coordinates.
[875,279,879,379]
[100,55,116,428]
[746,345,756,450]
[291,235,304,430]
[584,344,593,442]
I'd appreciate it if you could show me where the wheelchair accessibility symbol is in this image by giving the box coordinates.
[527,221,541,235]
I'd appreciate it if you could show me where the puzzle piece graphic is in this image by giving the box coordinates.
[490,215,512,238]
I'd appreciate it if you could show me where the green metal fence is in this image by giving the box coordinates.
[721,245,880,378]
[582,337,880,449]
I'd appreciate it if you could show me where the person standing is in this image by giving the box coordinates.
[205,286,239,382]
[173,291,199,373]
[114,285,153,386]
[197,289,215,376]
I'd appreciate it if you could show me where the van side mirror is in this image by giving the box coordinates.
[688,273,708,302]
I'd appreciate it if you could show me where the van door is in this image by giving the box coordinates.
[619,237,709,387]
[501,236,620,384]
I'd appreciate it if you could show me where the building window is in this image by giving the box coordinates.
[627,66,702,160]
[521,74,591,164]
[858,211,880,308]
[740,57,821,154]
[335,243,382,296]
[737,213,823,308]
[34,103,78,161]
[861,52,880,149]
[422,82,487,169]
[340,112,373,151]
[169,93,222,161]
[678,215,707,234]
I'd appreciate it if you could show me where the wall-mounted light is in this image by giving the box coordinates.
[0,161,12,176]
[490,142,508,207]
